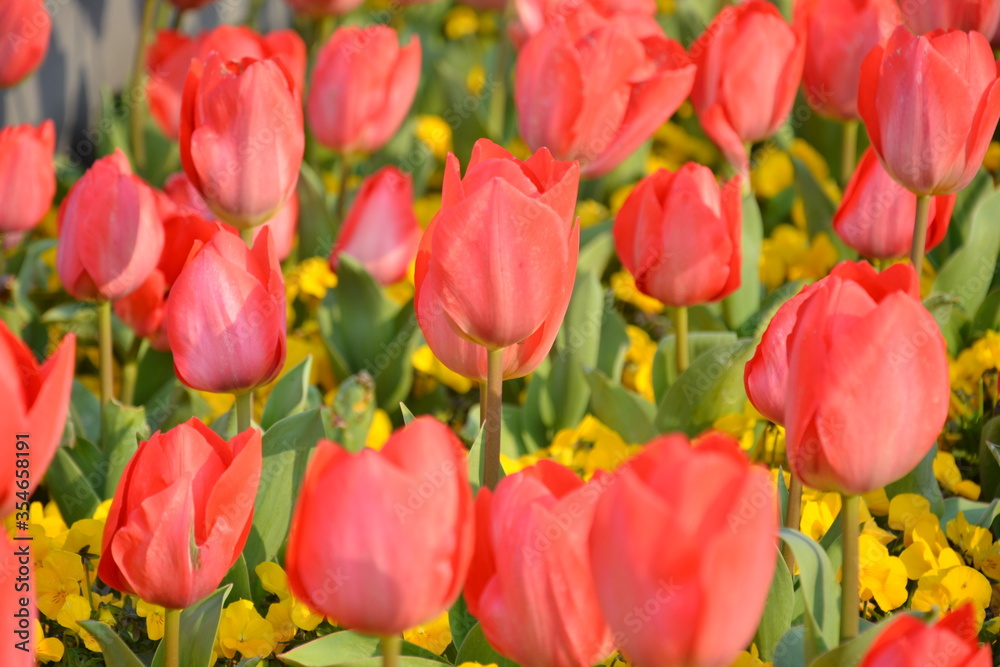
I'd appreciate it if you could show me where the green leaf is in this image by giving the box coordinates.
[296,162,336,260]
[100,401,149,499]
[931,186,1000,317]
[262,356,314,430]
[238,659,264,667]
[779,529,841,661]
[77,620,146,667]
[754,554,795,661]
[455,623,519,667]
[466,423,502,491]
[400,402,417,425]
[654,339,755,436]
[721,190,764,329]
[151,586,232,667]
[584,367,657,443]
[220,554,252,606]
[979,415,1000,500]
[651,331,737,403]
[449,595,478,655]
[792,157,855,261]
[939,497,1000,533]
[278,631,449,667]
[971,286,1000,337]
[244,410,325,589]
[70,380,102,445]
[885,445,944,518]
[773,626,805,667]
[807,619,884,667]
[595,309,630,379]
[577,229,615,277]
[45,448,101,525]
[922,293,969,356]
[326,372,377,452]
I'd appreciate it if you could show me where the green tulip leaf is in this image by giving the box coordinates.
[77,621,146,667]
[932,186,1000,318]
[455,623,520,667]
[70,380,102,445]
[773,626,806,667]
[220,554,253,606]
[577,229,615,277]
[721,189,764,330]
[584,367,657,444]
[400,401,417,425]
[44,447,100,525]
[449,595,478,655]
[278,631,448,667]
[754,553,795,661]
[979,416,1000,501]
[885,445,944,518]
[100,400,148,498]
[778,529,840,661]
[651,331,737,403]
[151,585,232,667]
[296,162,336,260]
[262,356,314,430]
[791,156,854,261]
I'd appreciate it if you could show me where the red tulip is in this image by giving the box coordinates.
[0,120,56,233]
[515,12,695,178]
[859,26,1000,196]
[307,26,422,154]
[898,0,1000,36]
[56,149,165,301]
[1,532,34,665]
[796,0,899,120]
[744,261,919,426]
[0,322,75,517]
[690,0,806,171]
[613,164,741,307]
[286,417,474,635]
[784,262,948,494]
[415,139,580,357]
[0,0,50,87]
[511,0,662,48]
[180,53,304,228]
[166,228,286,394]
[284,0,365,16]
[114,270,169,349]
[834,148,956,260]
[465,460,614,667]
[858,603,990,667]
[589,433,778,667]
[155,206,225,286]
[147,26,306,140]
[330,166,420,286]
[98,419,262,610]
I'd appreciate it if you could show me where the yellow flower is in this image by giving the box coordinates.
[416,115,454,161]
[414,193,442,228]
[888,494,931,544]
[759,225,838,291]
[366,408,393,450]
[136,599,166,641]
[983,141,1000,173]
[218,600,277,660]
[946,512,993,567]
[290,598,325,632]
[286,257,338,305]
[609,185,634,216]
[56,593,95,633]
[576,199,610,228]
[505,137,532,160]
[445,6,479,39]
[92,500,113,523]
[728,644,772,667]
[404,611,453,655]
[35,620,65,663]
[857,534,908,611]
[611,270,664,314]
[861,488,890,516]
[35,562,80,620]
[800,491,841,542]
[934,451,981,500]
[266,601,297,645]
[899,514,959,580]
[650,122,717,170]
[257,562,291,601]
[458,663,498,667]
[751,149,794,199]
[467,65,487,97]
[622,326,657,402]
[412,345,474,394]
[912,566,991,625]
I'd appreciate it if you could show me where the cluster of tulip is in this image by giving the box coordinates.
[2,0,1000,664]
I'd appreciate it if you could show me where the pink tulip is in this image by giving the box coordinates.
[0,120,56,233]
[898,0,1000,36]
[0,0,50,87]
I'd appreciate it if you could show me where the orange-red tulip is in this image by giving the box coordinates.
[859,26,1000,196]
[465,460,614,667]
[56,149,165,301]
[330,166,420,286]
[0,0,50,87]
[898,0,1000,36]
[166,228,286,394]
[180,54,304,229]
[307,26,422,154]
[690,0,806,171]
[796,0,898,120]
[515,12,695,178]
[0,322,75,517]
[147,26,306,140]
[415,139,580,361]
[98,419,262,610]
[613,164,741,307]
[114,270,169,350]
[858,604,990,667]
[1,532,34,665]
[0,120,55,233]
[834,148,956,260]
[589,433,778,667]
[286,417,474,635]
[784,262,949,494]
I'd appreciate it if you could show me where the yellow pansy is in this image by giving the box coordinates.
[861,520,896,546]
[92,500,113,523]
[800,491,841,542]
[385,277,416,306]
[610,271,664,314]
[728,643,772,667]
[266,601,297,644]
[366,408,393,450]
[751,149,793,199]
[946,512,993,568]
[404,611,453,655]
[934,451,981,500]
[609,185,634,216]
[416,115,454,161]
[467,65,487,96]
[912,566,991,626]
[861,489,890,516]
[898,514,958,580]
[759,225,838,292]
[35,620,65,663]
[35,563,80,620]
[444,6,479,39]
[857,534,908,611]
[290,598,325,632]
[622,325,657,402]
[56,594,105,654]
[412,345,474,394]
[257,562,291,600]
[649,122,717,171]
[505,137,531,160]
[458,663,499,667]
[576,199,610,228]
[888,494,931,544]
[136,599,166,641]
[414,193,442,227]
[217,600,277,660]
[978,541,1000,579]
[197,391,236,422]
[286,257,338,305]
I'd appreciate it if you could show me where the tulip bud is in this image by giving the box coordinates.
[0,120,56,234]
[0,0,51,88]
[99,419,262,610]
[56,149,165,301]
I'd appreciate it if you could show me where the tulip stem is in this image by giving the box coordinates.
[163,608,181,667]
[910,194,931,271]
[839,493,860,643]
[484,348,504,490]
[674,306,689,374]
[479,381,486,426]
[98,301,114,409]
[335,154,352,230]
[235,392,253,432]
[128,0,157,174]
[840,121,859,185]
[240,227,254,246]
[380,635,401,667]
[781,471,802,572]
[120,337,142,406]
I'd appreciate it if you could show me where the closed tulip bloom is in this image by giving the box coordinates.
[834,149,956,260]
[166,228,286,394]
[613,164,741,307]
[180,53,304,229]
[331,166,420,286]
[0,120,56,233]
[898,0,1000,36]
[859,26,1000,196]
[858,604,990,667]
[744,261,918,426]
[690,0,806,171]
[286,417,474,635]
[1,532,34,665]
[0,0,51,88]
[465,461,614,667]
[147,26,306,140]
[284,0,365,16]
[0,323,75,517]
[415,139,580,354]
[307,26,422,154]
[515,14,695,178]
[784,262,948,495]
[56,149,165,301]
[99,419,262,610]
[796,0,898,120]
[590,433,778,667]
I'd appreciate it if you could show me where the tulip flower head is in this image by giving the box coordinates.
[858,603,990,667]
[0,0,51,88]
[0,120,56,234]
